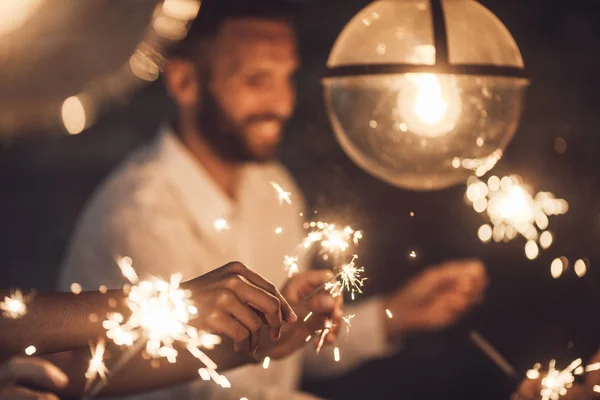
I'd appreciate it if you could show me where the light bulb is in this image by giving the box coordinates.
[397,73,462,137]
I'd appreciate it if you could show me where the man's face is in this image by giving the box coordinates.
[196,18,299,162]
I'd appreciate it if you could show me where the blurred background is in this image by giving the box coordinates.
[1,0,600,399]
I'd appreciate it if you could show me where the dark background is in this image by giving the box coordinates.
[2,1,600,399]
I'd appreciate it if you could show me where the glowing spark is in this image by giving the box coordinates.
[103,258,225,386]
[551,258,564,279]
[574,259,587,278]
[342,314,356,335]
[586,362,600,372]
[24,345,36,355]
[385,309,393,319]
[466,175,568,259]
[270,182,292,205]
[85,340,108,384]
[99,285,108,294]
[262,356,271,369]
[315,319,334,354]
[302,222,362,259]
[334,347,340,362]
[71,282,83,295]
[214,219,229,231]
[283,256,299,277]
[304,312,313,322]
[594,385,600,393]
[275,227,283,234]
[325,255,366,300]
[527,359,582,400]
[1,290,30,319]
[409,250,417,258]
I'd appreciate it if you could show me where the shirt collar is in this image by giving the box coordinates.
[156,126,234,236]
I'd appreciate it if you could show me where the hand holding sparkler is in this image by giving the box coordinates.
[182,261,298,352]
[252,270,344,360]
[383,260,487,340]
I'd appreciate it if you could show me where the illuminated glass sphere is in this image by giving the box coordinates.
[324,0,528,191]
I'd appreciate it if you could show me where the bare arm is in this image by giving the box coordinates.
[0,290,127,359]
[42,338,257,397]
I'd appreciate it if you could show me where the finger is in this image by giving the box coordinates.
[1,385,60,400]
[204,310,252,353]
[225,275,284,341]
[227,262,297,323]
[305,293,336,314]
[285,270,335,302]
[0,357,68,391]
[216,291,265,347]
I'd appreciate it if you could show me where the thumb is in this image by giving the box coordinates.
[0,357,69,391]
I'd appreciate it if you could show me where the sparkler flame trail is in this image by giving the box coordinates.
[324,255,366,301]
[270,182,292,206]
[0,289,31,319]
[526,359,583,400]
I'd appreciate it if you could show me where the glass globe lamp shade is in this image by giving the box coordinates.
[324,0,528,191]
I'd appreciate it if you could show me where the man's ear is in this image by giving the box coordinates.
[163,59,199,109]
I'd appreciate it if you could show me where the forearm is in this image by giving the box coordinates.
[0,290,128,358]
[43,338,257,397]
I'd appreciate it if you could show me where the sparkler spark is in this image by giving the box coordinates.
[302,222,362,259]
[99,257,225,390]
[85,340,108,386]
[270,182,292,205]
[526,359,583,400]
[315,319,334,354]
[283,255,299,277]
[1,289,31,319]
[325,255,366,300]
[466,175,568,259]
[342,314,355,336]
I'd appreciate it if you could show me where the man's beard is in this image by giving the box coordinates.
[195,86,285,163]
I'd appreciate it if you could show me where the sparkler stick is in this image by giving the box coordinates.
[298,271,342,305]
[469,330,517,378]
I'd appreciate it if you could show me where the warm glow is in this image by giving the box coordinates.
[262,356,271,369]
[1,290,29,319]
[477,224,492,243]
[25,345,36,355]
[0,0,42,36]
[525,240,539,260]
[153,14,188,40]
[385,309,393,319]
[70,282,82,295]
[214,219,229,231]
[574,259,587,278]
[334,347,340,362]
[398,73,462,137]
[551,258,564,279]
[539,231,553,249]
[61,96,87,135]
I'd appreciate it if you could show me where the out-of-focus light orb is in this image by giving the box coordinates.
[61,95,87,135]
[0,0,43,36]
[324,0,528,191]
[551,258,564,279]
[574,259,587,278]
[525,240,539,260]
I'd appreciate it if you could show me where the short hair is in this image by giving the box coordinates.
[169,0,301,58]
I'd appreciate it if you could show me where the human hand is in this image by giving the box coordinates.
[257,270,344,359]
[183,261,298,354]
[0,357,69,399]
[384,259,487,339]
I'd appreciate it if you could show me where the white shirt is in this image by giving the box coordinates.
[59,128,397,400]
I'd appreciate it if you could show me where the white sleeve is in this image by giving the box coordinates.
[301,297,402,380]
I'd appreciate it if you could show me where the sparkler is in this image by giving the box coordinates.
[283,255,299,277]
[301,222,362,260]
[305,318,334,354]
[299,255,366,304]
[86,257,225,397]
[270,182,292,205]
[526,359,583,400]
[84,340,108,393]
[465,175,568,259]
[1,289,31,319]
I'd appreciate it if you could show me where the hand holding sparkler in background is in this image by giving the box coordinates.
[253,270,344,360]
[513,350,600,400]
[383,260,487,341]
[181,261,298,353]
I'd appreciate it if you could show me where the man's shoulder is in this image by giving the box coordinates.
[80,143,185,230]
